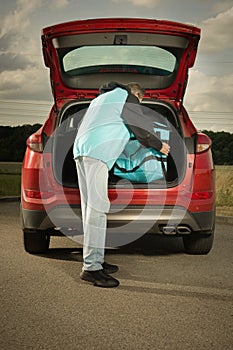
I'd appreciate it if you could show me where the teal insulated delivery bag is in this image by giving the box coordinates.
[113,121,170,183]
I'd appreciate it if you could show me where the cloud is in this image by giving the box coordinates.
[51,0,69,9]
[0,52,32,72]
[0,0,69,39]
[199,6,233,53]
[0,65,52,101]
[184,69,233,131]
[212,0,233,13]
[0,0,68,103]
[0,0,43,39]
[185,69,233,112]
[0,32,42,83]
[111,0,160,8]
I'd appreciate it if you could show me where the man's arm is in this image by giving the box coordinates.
[122,94,170,155]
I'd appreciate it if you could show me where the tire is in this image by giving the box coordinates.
[183,233,214,255]
[23,230,50,254]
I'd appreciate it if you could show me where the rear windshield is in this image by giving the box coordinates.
[62,46,176,76]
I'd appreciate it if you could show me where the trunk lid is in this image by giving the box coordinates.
[42,18,200,105]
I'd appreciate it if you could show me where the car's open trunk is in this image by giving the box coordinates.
[52,100,187,189]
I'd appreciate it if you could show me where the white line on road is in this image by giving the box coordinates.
[120,279,233,300]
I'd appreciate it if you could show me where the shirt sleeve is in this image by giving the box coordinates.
[121,94,163,151]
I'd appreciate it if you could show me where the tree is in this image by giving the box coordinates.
[202,130,233,165]
[0,124,42,162]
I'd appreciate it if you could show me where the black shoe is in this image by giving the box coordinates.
[102,261,119,274]
[80,270,120,288]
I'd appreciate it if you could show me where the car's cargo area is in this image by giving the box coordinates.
[52,100,188,189]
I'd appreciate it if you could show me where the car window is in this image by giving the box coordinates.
[62,46,176,76]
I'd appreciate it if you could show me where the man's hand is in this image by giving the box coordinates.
[160,142,170,156]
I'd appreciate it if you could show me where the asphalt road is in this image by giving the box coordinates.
[1,202,233,350]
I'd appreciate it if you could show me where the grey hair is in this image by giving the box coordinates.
[126,82,145,99]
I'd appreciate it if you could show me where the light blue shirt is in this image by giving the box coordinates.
[73,88,130,170]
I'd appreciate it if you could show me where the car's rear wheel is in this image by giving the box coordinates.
[23,230,50,254]
[183,233,214,255]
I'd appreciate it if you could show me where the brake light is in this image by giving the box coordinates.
[191,191,213,200]
[25,190,53,199]
[26,133,43,153]
[196,133,212,153]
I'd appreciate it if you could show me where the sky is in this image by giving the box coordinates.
[0,0,233,132]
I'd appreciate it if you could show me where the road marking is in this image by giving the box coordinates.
[120,279,233,301]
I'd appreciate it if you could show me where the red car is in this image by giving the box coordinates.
[21,18,215,254]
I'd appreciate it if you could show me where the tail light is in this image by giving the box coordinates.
[191,191,213,200]
[24,189,54,199]
[26,133,43,153]
[196,133,212,153]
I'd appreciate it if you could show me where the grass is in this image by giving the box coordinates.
[0,162,22,175]
[0,162,21,196]
[215,166,233,206]
[0,174,21,196]
[215,165,233,216]
[0,163,232,214]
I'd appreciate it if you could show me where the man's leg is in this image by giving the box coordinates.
[75,157,119,287]
[83,206,107,271]
[75,157,87,227]
[76,157,110,271]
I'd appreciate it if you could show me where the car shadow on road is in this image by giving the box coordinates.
[107,234,184,256]
[37,234,184,262]
[37,247,83,262]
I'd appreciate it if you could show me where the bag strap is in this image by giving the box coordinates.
[160,156,167,178]
[121,142,145,158]
[115,154,167,173]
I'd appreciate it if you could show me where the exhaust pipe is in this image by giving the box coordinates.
[162,226,177,235]
[176,226,192,234]
[161,225,192,235]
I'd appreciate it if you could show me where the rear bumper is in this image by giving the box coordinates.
[21,204,215,235]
